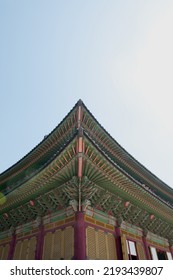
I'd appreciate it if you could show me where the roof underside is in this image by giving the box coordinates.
[0,135,173,239]
[0,100,173,239]
[1,100,173,204]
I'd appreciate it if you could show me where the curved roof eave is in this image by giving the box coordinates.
[1,99,173,204]
[81,102,173,201]
[0,100,80,185]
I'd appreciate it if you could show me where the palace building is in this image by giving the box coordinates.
[0,100,173,260]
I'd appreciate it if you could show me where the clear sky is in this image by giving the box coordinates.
[1,1,173,187]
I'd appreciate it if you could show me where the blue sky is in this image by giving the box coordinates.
[1,1,173,187]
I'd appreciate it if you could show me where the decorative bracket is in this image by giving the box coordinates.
[69,199,78,212]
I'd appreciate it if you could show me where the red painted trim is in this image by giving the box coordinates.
[15,233,37,242]
[85,221,115,234]
[78,137,83,153]
[142,236,151,260]
[43,221,75,234]
[146,241,170,252]
[115,227,123,260]
[35,224,44,260]
[77,106,82,128]
[124,235,142,243]
[77,135,84,178]
[0,240,10,246]
[8,234,16,260]
[78,157,83,178]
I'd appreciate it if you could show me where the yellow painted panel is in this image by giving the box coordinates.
[61,230,64,259]
[51,232,55,258]
[0,246,4,260]
[96,221,105,228]
[42,228,75,260]
[95,230,99,259]
[13,241,22,260]
[13,237,37,260]
[121,230,141,240]
[64,227,74,260]
[107,233,117,260]
[44,223,54,230]
[0,237,11,245]
[65,216,75,223]
[2,244,9,260]
[20,239,28,260]
[86,227,96,259]
[43,232,53,260]
[106,224,114,231]
[27,237,36,260]
[85,216,95,224]
[52,230,61,260]
[55,220,64,227]
[121,234,128,260]
[136,242,146,260]
[98,230,107,259]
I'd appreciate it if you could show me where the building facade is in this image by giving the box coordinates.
[0,100,173,260]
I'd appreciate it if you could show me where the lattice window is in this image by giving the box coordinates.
[43,227,74,260]
[0,244,9,260]
[27,237,36,260]
[98,230,107,259]
[86,227,97,259]
[87,227,116,260]
[13,237,36,260]
[20,239,29,259]
[64,227,74,260]
[43,232,53,259]
[52,230,62,260]
[121,234,128,260]
[136,242,145,260]
[107,233,117,260]
[13,240,22,260]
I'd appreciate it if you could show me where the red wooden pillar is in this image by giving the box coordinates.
[74,212,86,260]
[8,232,16,260]
[142,230,150,260]
[35,222,44,260]
[115,227,123,260]
[74,100,86,259]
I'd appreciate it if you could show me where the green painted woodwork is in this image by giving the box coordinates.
[0,100,173,242]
